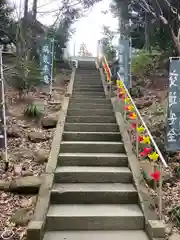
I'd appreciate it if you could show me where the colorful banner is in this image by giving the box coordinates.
[165,59,180,151]
[39,38,54,84]
[118,39,130,89]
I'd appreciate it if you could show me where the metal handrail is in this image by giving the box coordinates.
[117,72,168,168]
[103,56,112,80]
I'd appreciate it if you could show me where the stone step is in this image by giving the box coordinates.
[58,153,128,167]
[72,91,105,96]
[43,230,149,240]
[74,81,102,84]
[62,132,121,141]
[72,88,104,92]
[51,183,137,204]
[68,103,112,110]
[72,94,106,99]
[65,116,116,123]
[75,79,101,82]
[73,84,103,88]
[64,123,119,132]
[70,97,111,104]
[46,204,144,230]
[54,166,132,183]
[67,109,114,116]
[60,141,124,153]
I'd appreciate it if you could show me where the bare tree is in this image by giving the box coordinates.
[135,0,180,55]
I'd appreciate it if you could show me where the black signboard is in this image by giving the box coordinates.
[166,59,180,151]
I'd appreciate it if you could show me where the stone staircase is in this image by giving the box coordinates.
[43,61,150,240]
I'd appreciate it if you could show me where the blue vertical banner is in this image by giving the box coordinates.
[118,39,130,89]
[165,58,180,151]
[40,38,54,85]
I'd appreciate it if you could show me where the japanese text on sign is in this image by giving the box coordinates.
[166,60,180,150]
[40,39,53,84]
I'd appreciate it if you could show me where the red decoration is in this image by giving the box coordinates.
[139,151,147,157]
[124,106,129,110]
[138,136,143,142]
[143,147,152,154]
[150,171,160,182]
[131,123,137,129]
[139,147,152,157]
[119,94,124,99]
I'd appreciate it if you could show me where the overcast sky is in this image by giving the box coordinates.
[11,0,118,56]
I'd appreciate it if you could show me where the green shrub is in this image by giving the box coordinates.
[169,205,180,226]
[12,55,41,98]
[24,103,42,118]
[132,50,161,77]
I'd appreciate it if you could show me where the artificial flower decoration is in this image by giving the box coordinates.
[139,147,152,157]
[143,147,152,154]
[138,136,144,142]
[139,151,147,157]
[136,126,145,133]
[148,152,159,161]
[124,105,134,111]
[124,97,130,104]
[150,170,160,182]
[116,80,121,85]
[117,80,123,86]
[119,88,125,94]
[131,123,137,129]
[141,136,150,145]
[128,112,136,120]
[119,91,125,99]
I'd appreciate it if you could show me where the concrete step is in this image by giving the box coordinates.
[72,94,106,99]
[72,91,105,96]
[43,230,149,240]
[54,166,132,183]
[72,88,104,92]
[67,109,114,116]
[65,116,116,123]
[74,80,102,82]
[58,153,128,167]
[74,79,101,82]
[46,204,144,230]
[73,84,103,88]
[51,183,137,204]
[64,123,119,132]
[74,81,102,84]
[68,103,112,110]
[60,141,124,153]
[62,132,121,141]
[70,98,111,104]
[74,80,102,85]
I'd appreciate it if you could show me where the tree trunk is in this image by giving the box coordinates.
[169,28,180,56]
[31,0,38,58]
[159,15,180,56]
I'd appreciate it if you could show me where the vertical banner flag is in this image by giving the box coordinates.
[118,39,130,89]
[40,38,54,85]
[165,59,180,151]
